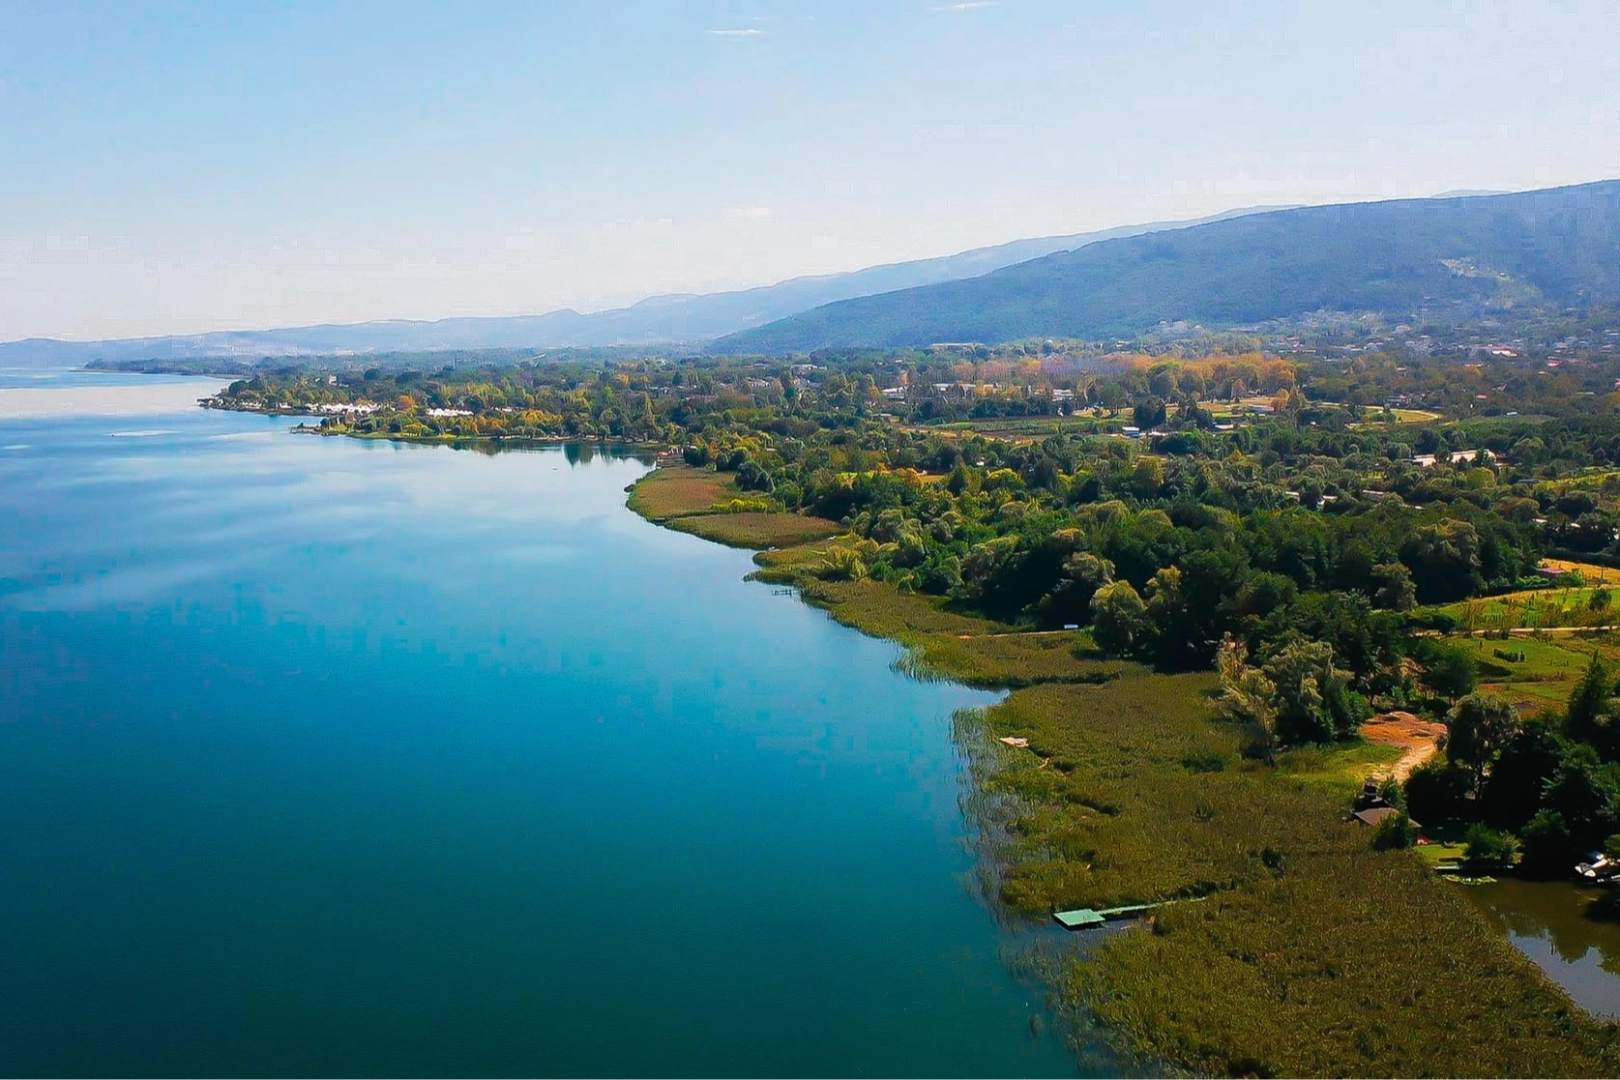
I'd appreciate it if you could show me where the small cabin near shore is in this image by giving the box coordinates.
[1352,778,1420,830]
[1353,806,1408,828]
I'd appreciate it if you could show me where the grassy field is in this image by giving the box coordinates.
[625,465,739,520]
[627,466,839,551]
[894,416,1097,443]
[1433,584,1618,632]
[1444,633,1605,715]
[1074,845,1618,1078]
[632,482,1620,1075]
[1383,406,1445,423]
[775,575,1620,1074]
[789,577,1139,688]
[1544,557,1620,585]
[979,667,1620,1076]
[666,511,840,549]
[1273,739,1405,792]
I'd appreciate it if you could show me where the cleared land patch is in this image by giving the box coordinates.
[1360,711,1447,781]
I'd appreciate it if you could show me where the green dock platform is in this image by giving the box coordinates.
[1052,908,1106,929]
[1052,903,1161,931]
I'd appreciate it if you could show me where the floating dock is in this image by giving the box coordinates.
[1052,903,1160,931]
[1052,908,1106,930]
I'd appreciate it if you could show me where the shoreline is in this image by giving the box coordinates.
[204,401,666,452]
[621,462,1620,1078]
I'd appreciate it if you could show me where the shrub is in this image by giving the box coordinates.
[1463,823,1519,865]
[1422,642,1478,699]
[1371,810,1417,850]
[1518,809,1578,877]
[1403,758,1472,823]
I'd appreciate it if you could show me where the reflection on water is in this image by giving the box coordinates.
[0,387,1082,1077]
[0,371,228,418]
[1462,877,1620,1017]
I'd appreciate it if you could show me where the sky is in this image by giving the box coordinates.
[3,0,1619,342]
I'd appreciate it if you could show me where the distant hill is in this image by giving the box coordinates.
[715,180,1620,353]
[0,208,1278,368]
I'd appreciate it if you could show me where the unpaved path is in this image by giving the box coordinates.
[1362,711,1448,782]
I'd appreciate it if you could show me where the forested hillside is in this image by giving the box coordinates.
[718,180,1620,352]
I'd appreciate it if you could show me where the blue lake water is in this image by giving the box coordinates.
[0,372,1088,1077]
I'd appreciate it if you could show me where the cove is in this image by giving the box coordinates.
[1461,878,1620,1019]
[0,376,1087,1077]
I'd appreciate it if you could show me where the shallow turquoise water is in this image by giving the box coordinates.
[0,373,1086,1077]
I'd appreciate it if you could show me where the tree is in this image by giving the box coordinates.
[1519,809,1577,876]
[1261,640,1367,744]
[1404,758,1472,823]
[1400,519,1483,604]
[1446,693,1521,795]
[1371,562,1417,611]
[1233,571,1298,620]
[1040,552,1114,627]
[1541,745,1620,852]
[1423,643,1478,700]
[735,457,775,493]
[1216,636,1278,764]
[1132,396,1167,430]
[1565,654,1616,752]
[1463,824,1519,865]
[1095,381,1126,416]
[1481,718,1566,831]
[1091,580,1148,656]
[1144,565,1188,664]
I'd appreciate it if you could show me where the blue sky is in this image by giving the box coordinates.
[3,0,1618,340]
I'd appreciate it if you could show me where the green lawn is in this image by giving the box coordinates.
[1432,585,1617,632]
[1443,634,1597,715]
[1273,740,1405,795]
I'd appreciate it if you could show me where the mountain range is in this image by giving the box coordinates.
[0,208,1273,367]
[7,182,1616,367]
[716,180,1620,353]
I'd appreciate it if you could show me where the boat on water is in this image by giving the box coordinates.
[1575,852,1620,885]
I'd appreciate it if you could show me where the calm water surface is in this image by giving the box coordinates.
[1461,877,1620,1018]
[0,372,1088,1077]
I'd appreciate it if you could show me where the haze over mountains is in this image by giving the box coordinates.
[6,182,1617,368]
[0,208,1272,368]
[719,180,1620,352]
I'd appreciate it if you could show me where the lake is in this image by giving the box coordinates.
[0,371,1091,1077]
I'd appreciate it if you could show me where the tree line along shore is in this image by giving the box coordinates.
[208,341,1620,1076]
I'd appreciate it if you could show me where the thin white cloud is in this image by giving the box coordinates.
[933,1,997,10]
[709,28,764,36]
[723,207,773,220]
